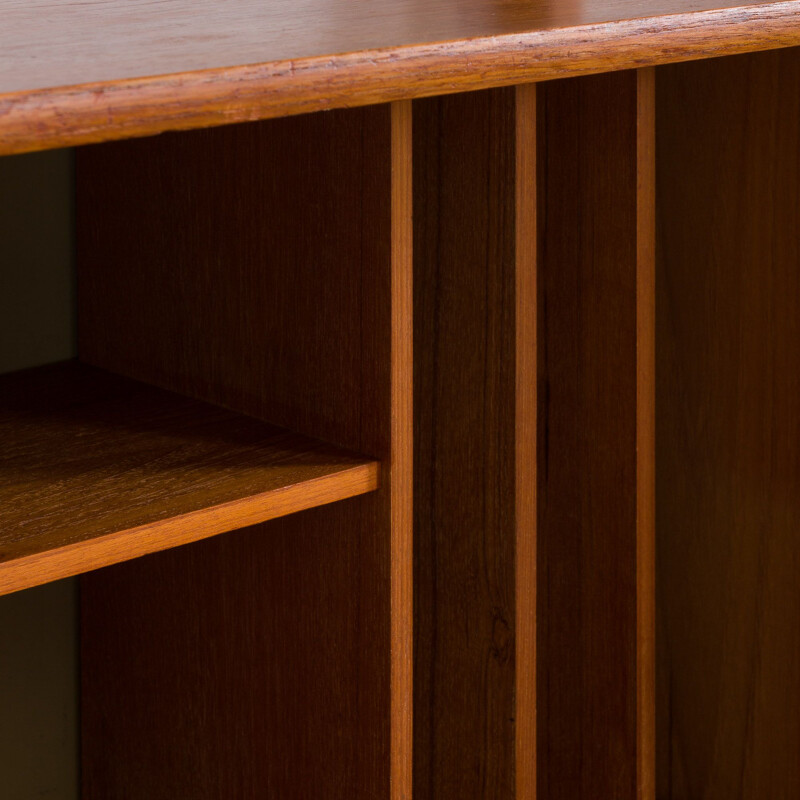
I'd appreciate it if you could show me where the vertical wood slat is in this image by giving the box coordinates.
[535,68,655,800]
[78,103,413,799]
[391,99,414,800]
[637,67,657,800]
[515,82,538,800]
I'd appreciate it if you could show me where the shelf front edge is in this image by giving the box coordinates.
[2,2,800,155]
[0,462,379,597]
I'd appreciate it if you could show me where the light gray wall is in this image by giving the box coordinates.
[0,149,76,371]
[0,149,79,799]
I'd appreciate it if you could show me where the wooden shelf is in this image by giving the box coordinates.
[0,360,379,596]
[1,0,799,154]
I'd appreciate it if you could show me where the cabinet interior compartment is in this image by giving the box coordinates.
[1,104,410,799]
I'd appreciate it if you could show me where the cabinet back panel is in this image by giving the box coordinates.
[77,107,391,456]
[536,70,654,800]
[657,48,800,799]
[413,87,519,800]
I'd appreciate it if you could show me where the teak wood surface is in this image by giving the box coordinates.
[412,71,655,800]
[0,360,377,596]
[79,104,413,799]
[3,8,795,794]
[535,69,655,800]
[3,0,800,153]
[413,87,521,800]
[658,48,800,799]
[390,99,414,800]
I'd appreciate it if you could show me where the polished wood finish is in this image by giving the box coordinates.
[390,99,414,800]
[657,48,800,799]
[637,67,657,800]
[515,82,538,800]
[413,84,538,800]
[3,1,800,154]
[77,108,386,453]
[535,69,655,800]
[83,503,385,798]
[3,7,796,794]
[79,104,412,798]
[413,87,518,800]
[412,73,656,800]
[0,360,377,597]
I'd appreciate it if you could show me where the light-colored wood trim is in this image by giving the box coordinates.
[636,66,657,800]
[515,81,538,800]
[390,99,413,800]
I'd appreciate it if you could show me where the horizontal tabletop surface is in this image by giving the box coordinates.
[1,0,799,152]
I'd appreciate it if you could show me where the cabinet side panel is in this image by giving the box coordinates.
[78,107,398,799]
[413,87,517,800]
[536,69,654,800]
[657,50,800,800]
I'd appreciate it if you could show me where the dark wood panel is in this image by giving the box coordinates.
[413,87,519,800]
[79,104,410,799]
[82,498,387,798]
[657,49,800,799]
[0,360,377,596]
[3,0,800,154]
[536,69,655,800]
[77,107,389,456]
[413,84,539,800]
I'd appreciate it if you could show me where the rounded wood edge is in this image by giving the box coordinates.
[1,2,799,155]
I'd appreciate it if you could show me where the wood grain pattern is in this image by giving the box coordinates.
[3,1,800,154]
[0,360,377,597]
[390,99,414,800]
[83,500,387,799]
[413,86,519,800]
[536,69,655,800]
[637,67,657,800]
[80,105,409,798]
[657,48,800,799]
[515,82,538,800]
[77,108,388,455]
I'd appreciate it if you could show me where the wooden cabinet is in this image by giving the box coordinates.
[1,3,799,798]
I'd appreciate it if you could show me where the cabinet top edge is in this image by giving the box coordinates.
[1,0,798,154]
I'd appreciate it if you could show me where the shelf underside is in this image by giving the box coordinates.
[0,361,379,595]
[1,0,800,154]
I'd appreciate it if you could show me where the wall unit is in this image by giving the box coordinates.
[2,2,800,798]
